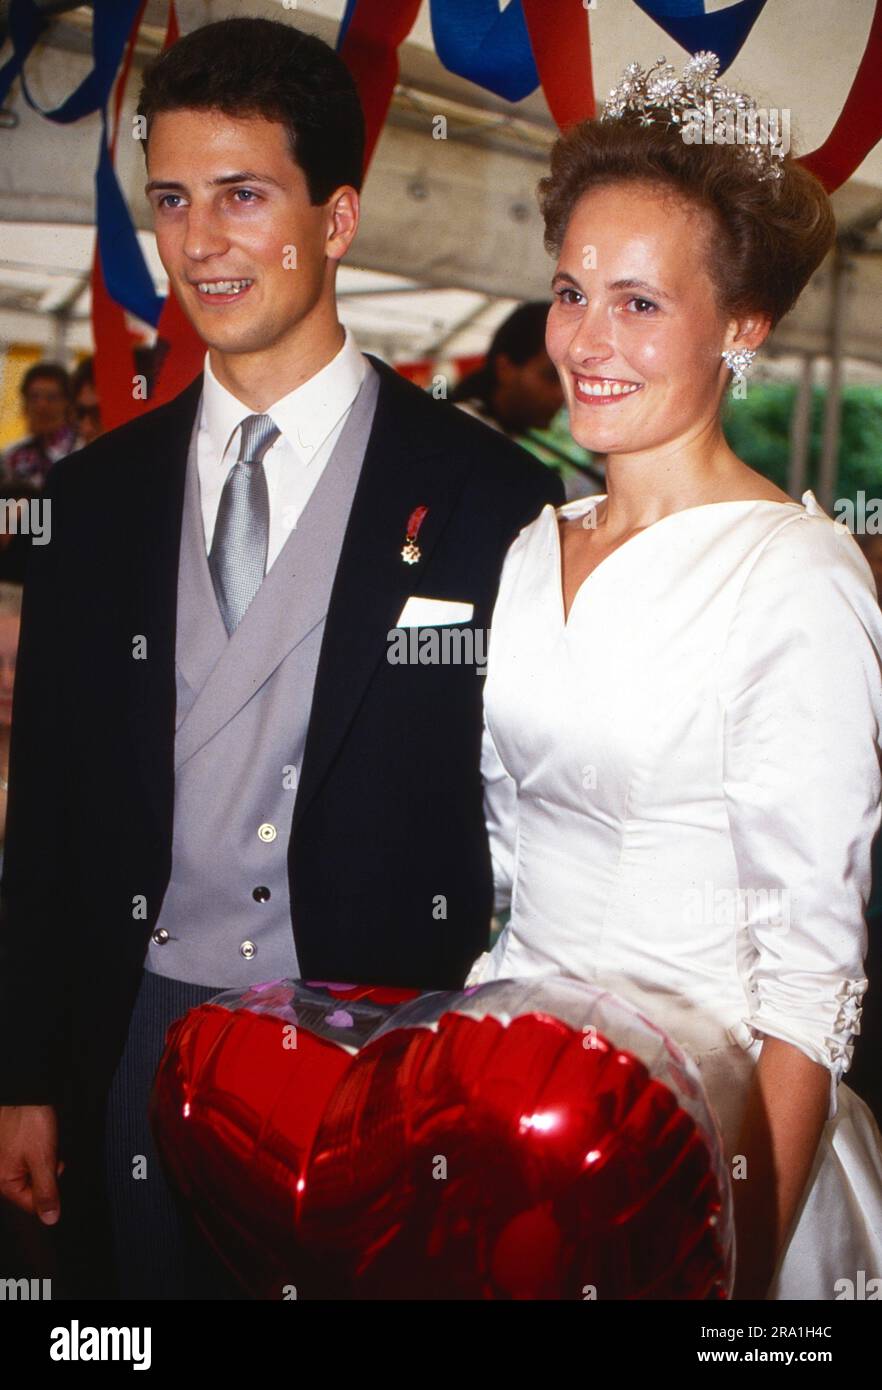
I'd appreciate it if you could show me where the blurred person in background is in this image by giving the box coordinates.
[71,346,159,447]
[70,358,103,446]
[1,363,77,490]
[451,301,563,434]
[450,301,601,500]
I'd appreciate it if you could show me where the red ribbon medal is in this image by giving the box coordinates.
[401,505,429,565]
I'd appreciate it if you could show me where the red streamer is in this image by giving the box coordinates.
[90,0,148,432]
[337,0,423,173]
[522,0,595,127]
[92,0,203,425]
[800,0,882,191]
[92,0,881,425]
[144,2,206,409]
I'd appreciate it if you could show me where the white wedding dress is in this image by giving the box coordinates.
[467,489,882,1300]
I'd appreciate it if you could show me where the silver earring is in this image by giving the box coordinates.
[722,348,756,384]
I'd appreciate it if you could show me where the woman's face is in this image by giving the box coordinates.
[545,181,739,458]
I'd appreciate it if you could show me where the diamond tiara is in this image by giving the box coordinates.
[601,51,786,184]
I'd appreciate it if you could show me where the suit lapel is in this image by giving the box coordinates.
[174,365,381,769]
[126,354,473,838]
[126,372,202,836]
[175,396,227,715]
[292,354,472,828]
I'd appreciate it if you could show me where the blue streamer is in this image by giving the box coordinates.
[336,0,360,50]
[336,0,540,103]
[634,0,769,73]
[0,0,163,327]
[94,134,163,329]
[0,0,44,105]
[429,0,538,102]
[641,0,705,16]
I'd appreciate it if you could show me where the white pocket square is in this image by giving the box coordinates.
[395,596,474,626]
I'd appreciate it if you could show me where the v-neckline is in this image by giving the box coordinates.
[552,493,811,629]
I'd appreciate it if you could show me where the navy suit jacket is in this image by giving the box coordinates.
[0,354,563,1107]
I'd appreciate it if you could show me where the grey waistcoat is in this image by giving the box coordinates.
[145,361,381,987]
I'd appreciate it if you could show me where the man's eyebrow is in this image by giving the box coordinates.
[144,171,284,195]
[551,271,582,290]
[550,271,672,301]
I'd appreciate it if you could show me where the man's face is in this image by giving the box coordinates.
[497,348,564,432]
[74,382,102,444]
[23,377,68,438]
[145,108,345,357]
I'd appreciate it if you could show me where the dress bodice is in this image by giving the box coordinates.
[471,490,882,1126]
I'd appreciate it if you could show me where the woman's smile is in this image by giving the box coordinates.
[572,373,644,403]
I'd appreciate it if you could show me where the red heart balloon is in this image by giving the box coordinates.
[151,981,729,1299]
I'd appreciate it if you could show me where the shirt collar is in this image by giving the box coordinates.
[200,326,367,467]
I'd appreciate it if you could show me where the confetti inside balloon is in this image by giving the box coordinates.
[150,976,732,1299]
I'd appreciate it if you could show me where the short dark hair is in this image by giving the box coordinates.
[20,362,71,400]
[136,17,365,204]
[451,302,552,406]
[72,347,157,399]
[538,116,835,329]
[70,355,94,396]
[485,301,552,369]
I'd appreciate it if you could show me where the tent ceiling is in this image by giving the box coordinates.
[0,219,527,362]
[1,1,881,373]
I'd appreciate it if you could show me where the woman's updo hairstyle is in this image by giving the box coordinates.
[538,108,836,328]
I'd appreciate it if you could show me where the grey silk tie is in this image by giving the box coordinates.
[209,413,279,634]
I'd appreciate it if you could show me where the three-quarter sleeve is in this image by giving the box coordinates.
[481,713,519,915]
[717,513,882,1120]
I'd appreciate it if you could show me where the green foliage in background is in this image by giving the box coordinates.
[519,385,882,506]
[722,384,882,504]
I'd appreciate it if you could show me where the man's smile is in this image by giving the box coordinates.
[189,277,255,305]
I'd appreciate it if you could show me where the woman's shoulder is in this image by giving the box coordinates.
[492,497,575,605]
[729,491,882,650]
[504,492,606,561]
[506,496,562,544]
[745,491,875,584]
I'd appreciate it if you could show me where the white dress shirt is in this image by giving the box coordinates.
[197,326,367,570]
